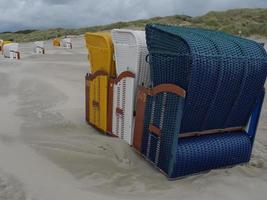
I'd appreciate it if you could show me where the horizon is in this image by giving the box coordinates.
[0,0,266,32]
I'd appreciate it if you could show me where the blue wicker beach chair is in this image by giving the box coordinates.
[133,24,267,179]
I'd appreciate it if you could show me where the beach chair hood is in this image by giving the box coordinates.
[146,24,267,133]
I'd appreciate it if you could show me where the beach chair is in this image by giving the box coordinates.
[85,32,116,133]
[1,41,12,54]
[133,24,267,179]
[108,29,150,144]
[3,43,20,59]
[61,38,72,49]
[34,41,45,54]
[0,40,3,51]
[53,38,60,47]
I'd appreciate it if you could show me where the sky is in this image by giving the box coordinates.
[0,0,266,32]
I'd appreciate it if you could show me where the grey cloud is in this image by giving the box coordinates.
[0,0,266,32]
[43,0,77,5]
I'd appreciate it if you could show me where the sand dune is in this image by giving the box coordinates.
[0,37,266,200]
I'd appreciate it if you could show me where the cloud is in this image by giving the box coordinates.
[0,0,266,32]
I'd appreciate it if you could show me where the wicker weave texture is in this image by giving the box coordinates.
[136,24,267,178]
[141,90,185,176]
[112,29,151,87]
[172,132,252,178]
[111,76,135,144]
[139,86,253,178]
[145,24,267,133]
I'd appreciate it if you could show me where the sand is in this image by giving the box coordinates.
[0,37,266,200]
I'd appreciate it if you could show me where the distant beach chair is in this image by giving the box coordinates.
[34,41,45,54]
[53,38,61,47]
[1,41,12,54]
[0,39,3,51]
[109,29,150,145]
[133,24,267,179]
[84,32,116,133]
[3,43,20,59]
[61,38,72,49]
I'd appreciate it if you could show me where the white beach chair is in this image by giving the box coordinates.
[61,38,72,49]
[3,43,20,59]
[110,29,150,145]
[34,41,45,54]
[0,39,3,51]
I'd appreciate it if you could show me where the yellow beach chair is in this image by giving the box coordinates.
[84,32,116,134]
[53,38,61,46]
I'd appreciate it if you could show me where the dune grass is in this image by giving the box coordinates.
[0,8,266,43]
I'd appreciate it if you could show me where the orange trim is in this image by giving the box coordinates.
[138,84,186,98]
[107,79,115,135]
[85,74,90,123]
[151,84,186,97]
[116,108,124,115]
[92,100,99,108]
[179,127,244,139]
[114,71,135,84]
[133,89,147,151]
[88,70,109,80]
[149,124,161,137]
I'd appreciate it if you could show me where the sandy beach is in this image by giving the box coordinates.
[0,37,266,200]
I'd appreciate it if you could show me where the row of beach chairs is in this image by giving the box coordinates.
[0,37,73,59]
[85,24,267,179]
[85,30,150,145]
[53,38,72,49]
[0,40,20,59]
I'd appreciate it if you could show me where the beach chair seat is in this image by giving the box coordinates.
[134,84,264,178]
[133,24,267,178]
[173,131,251,177]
